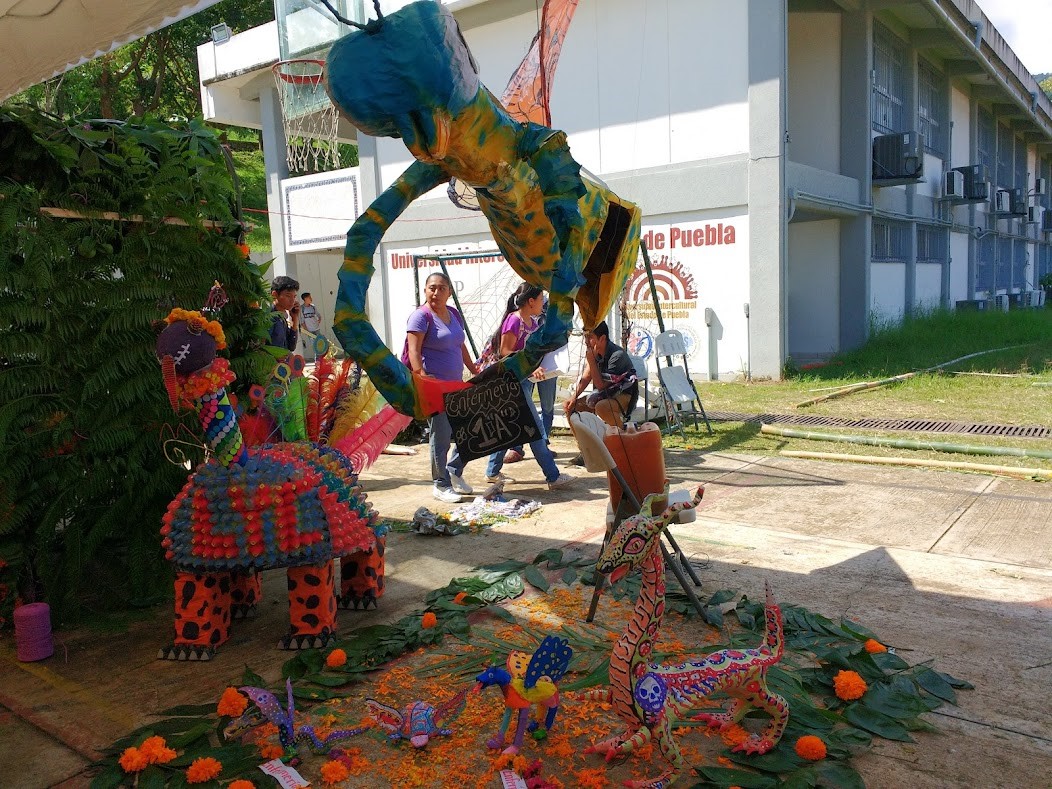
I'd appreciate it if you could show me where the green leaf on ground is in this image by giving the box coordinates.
[523,563,551,592]
[843,704,915,742]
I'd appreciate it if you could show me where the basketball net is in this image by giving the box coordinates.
[272,59,341,173]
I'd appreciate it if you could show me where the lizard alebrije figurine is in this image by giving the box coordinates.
[323,0,641,419]
[228,680,370,761]
[366,687,470,748]
[579,488,788,789]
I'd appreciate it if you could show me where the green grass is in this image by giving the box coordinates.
[231,147,271,252]
[651,309,1052,476]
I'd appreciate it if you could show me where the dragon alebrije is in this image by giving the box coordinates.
[579,488,788,789]
[227,679,370,761]
[475,635,573,755]
[365,688,470,748]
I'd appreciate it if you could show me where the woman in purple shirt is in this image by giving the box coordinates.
[406,271,479,503]
[483,283,574,491]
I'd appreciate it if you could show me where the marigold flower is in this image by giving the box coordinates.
[186,756,223,783]
[218,686,249,717]
[864,638,887,653]
[118,747,149,773]
[326,648,348,668]
[794,735,827,760]
[139,735,177,764]
[421,611,438,629]
[453,591,469,604]
[321,759,350,785]
[259,743,284,760]
[719,723,750,748]
[229,781,255,789]
[833,669,868,701]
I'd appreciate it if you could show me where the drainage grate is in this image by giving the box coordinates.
[707,411,1052,440]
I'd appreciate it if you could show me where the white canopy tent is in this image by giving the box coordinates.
[0,0,222,101]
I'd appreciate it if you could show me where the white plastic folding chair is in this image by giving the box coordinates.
[568,412,704,621]
[653,329,713,435]
[628,354,655,423]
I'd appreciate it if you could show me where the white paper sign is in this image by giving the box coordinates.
[499,770,529,789]
[259,759,310,789]
[538,344,570,380]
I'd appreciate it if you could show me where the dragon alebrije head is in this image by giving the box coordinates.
[597,487,704,581]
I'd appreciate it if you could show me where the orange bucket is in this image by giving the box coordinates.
[604,422,666,511]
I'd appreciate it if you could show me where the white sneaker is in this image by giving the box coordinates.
[449,473,473,495]
[485,472,513,484]
[547,473,576,490]
[433,485,463,504]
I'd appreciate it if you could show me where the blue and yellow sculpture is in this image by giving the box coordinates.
[324,0,641,418]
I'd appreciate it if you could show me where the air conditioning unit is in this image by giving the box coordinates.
[1036,177,1047,197]
[993,293,1010,312]
[1027,205,1044,224]
[1024,289,1046,307]
[1043,211,1052,233]
[872,132,924,186]
[993,188,1012,213]
[942,170,965,200]
[951,165,990,203]
[1010,188,1028,216]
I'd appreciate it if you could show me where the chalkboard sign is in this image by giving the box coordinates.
[444,368,539,463]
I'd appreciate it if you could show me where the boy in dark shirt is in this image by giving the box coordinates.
[564,320,638,428]
[269,275,300,351]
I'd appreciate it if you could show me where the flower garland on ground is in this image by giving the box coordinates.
[90,555,972,788]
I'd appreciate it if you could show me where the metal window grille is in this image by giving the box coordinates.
[872,220,910,262]
[976,234,995,294]
[977,108,995,173]
[872,24,906,135]
[916,225,948,264]
[917,60,947,156]
[1013,239,1027,289]
[1044,157,1052,210]
[997,124,1014,188]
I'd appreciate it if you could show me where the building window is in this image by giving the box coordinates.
[872,24,907,135]
[917,60,947,156]
[1014,136,1027,193]
[1013,239,1027,290]
[917,225,948,264]
[996,124,1014,188]
[976,234,995,294]
[996,236,1013,291]
[872,220,910,262]
[1039,244,1052,282]
[1043,157,1052,210]
[977,109,995,174]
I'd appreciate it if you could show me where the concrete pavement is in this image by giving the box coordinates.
[1,435,1050,788]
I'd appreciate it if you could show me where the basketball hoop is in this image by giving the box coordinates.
[272,58,341,173]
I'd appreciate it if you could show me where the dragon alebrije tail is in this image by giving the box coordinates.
[760,580,784,665]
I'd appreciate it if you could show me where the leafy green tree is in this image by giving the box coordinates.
[11,0,273,120]
[1041,75,1052,101]
[0,107,274,624]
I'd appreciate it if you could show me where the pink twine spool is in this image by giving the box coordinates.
[14,602,54,662]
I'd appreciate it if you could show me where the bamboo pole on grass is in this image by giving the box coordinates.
[780,450,1052,480]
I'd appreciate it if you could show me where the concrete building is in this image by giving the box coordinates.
[199,0,1052,379]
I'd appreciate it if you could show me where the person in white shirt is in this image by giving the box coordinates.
[299,293,324,361]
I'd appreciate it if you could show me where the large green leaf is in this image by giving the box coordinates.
[843,704,914,742]
[691,765,778,788]
[523,563,551,592]
[814,761,866,789]
[913,666,958,703]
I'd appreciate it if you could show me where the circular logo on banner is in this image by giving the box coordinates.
[627,327,654,359]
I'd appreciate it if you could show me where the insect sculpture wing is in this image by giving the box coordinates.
[365,698,406,734]
[524,635,573,689]
[448,0,580,210]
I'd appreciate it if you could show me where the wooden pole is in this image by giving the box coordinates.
[780,450,1052,480]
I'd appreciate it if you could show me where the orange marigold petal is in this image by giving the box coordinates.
[321,760,350,785]
[833,669,868,701]
[218,686,249,717]
[118,747,149,773]
[229,781,256,789]
[326,648,348,668]
[794,735,827,760]
[186,756,223,783]
[864,638,888,653]
[421,611,438,629]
